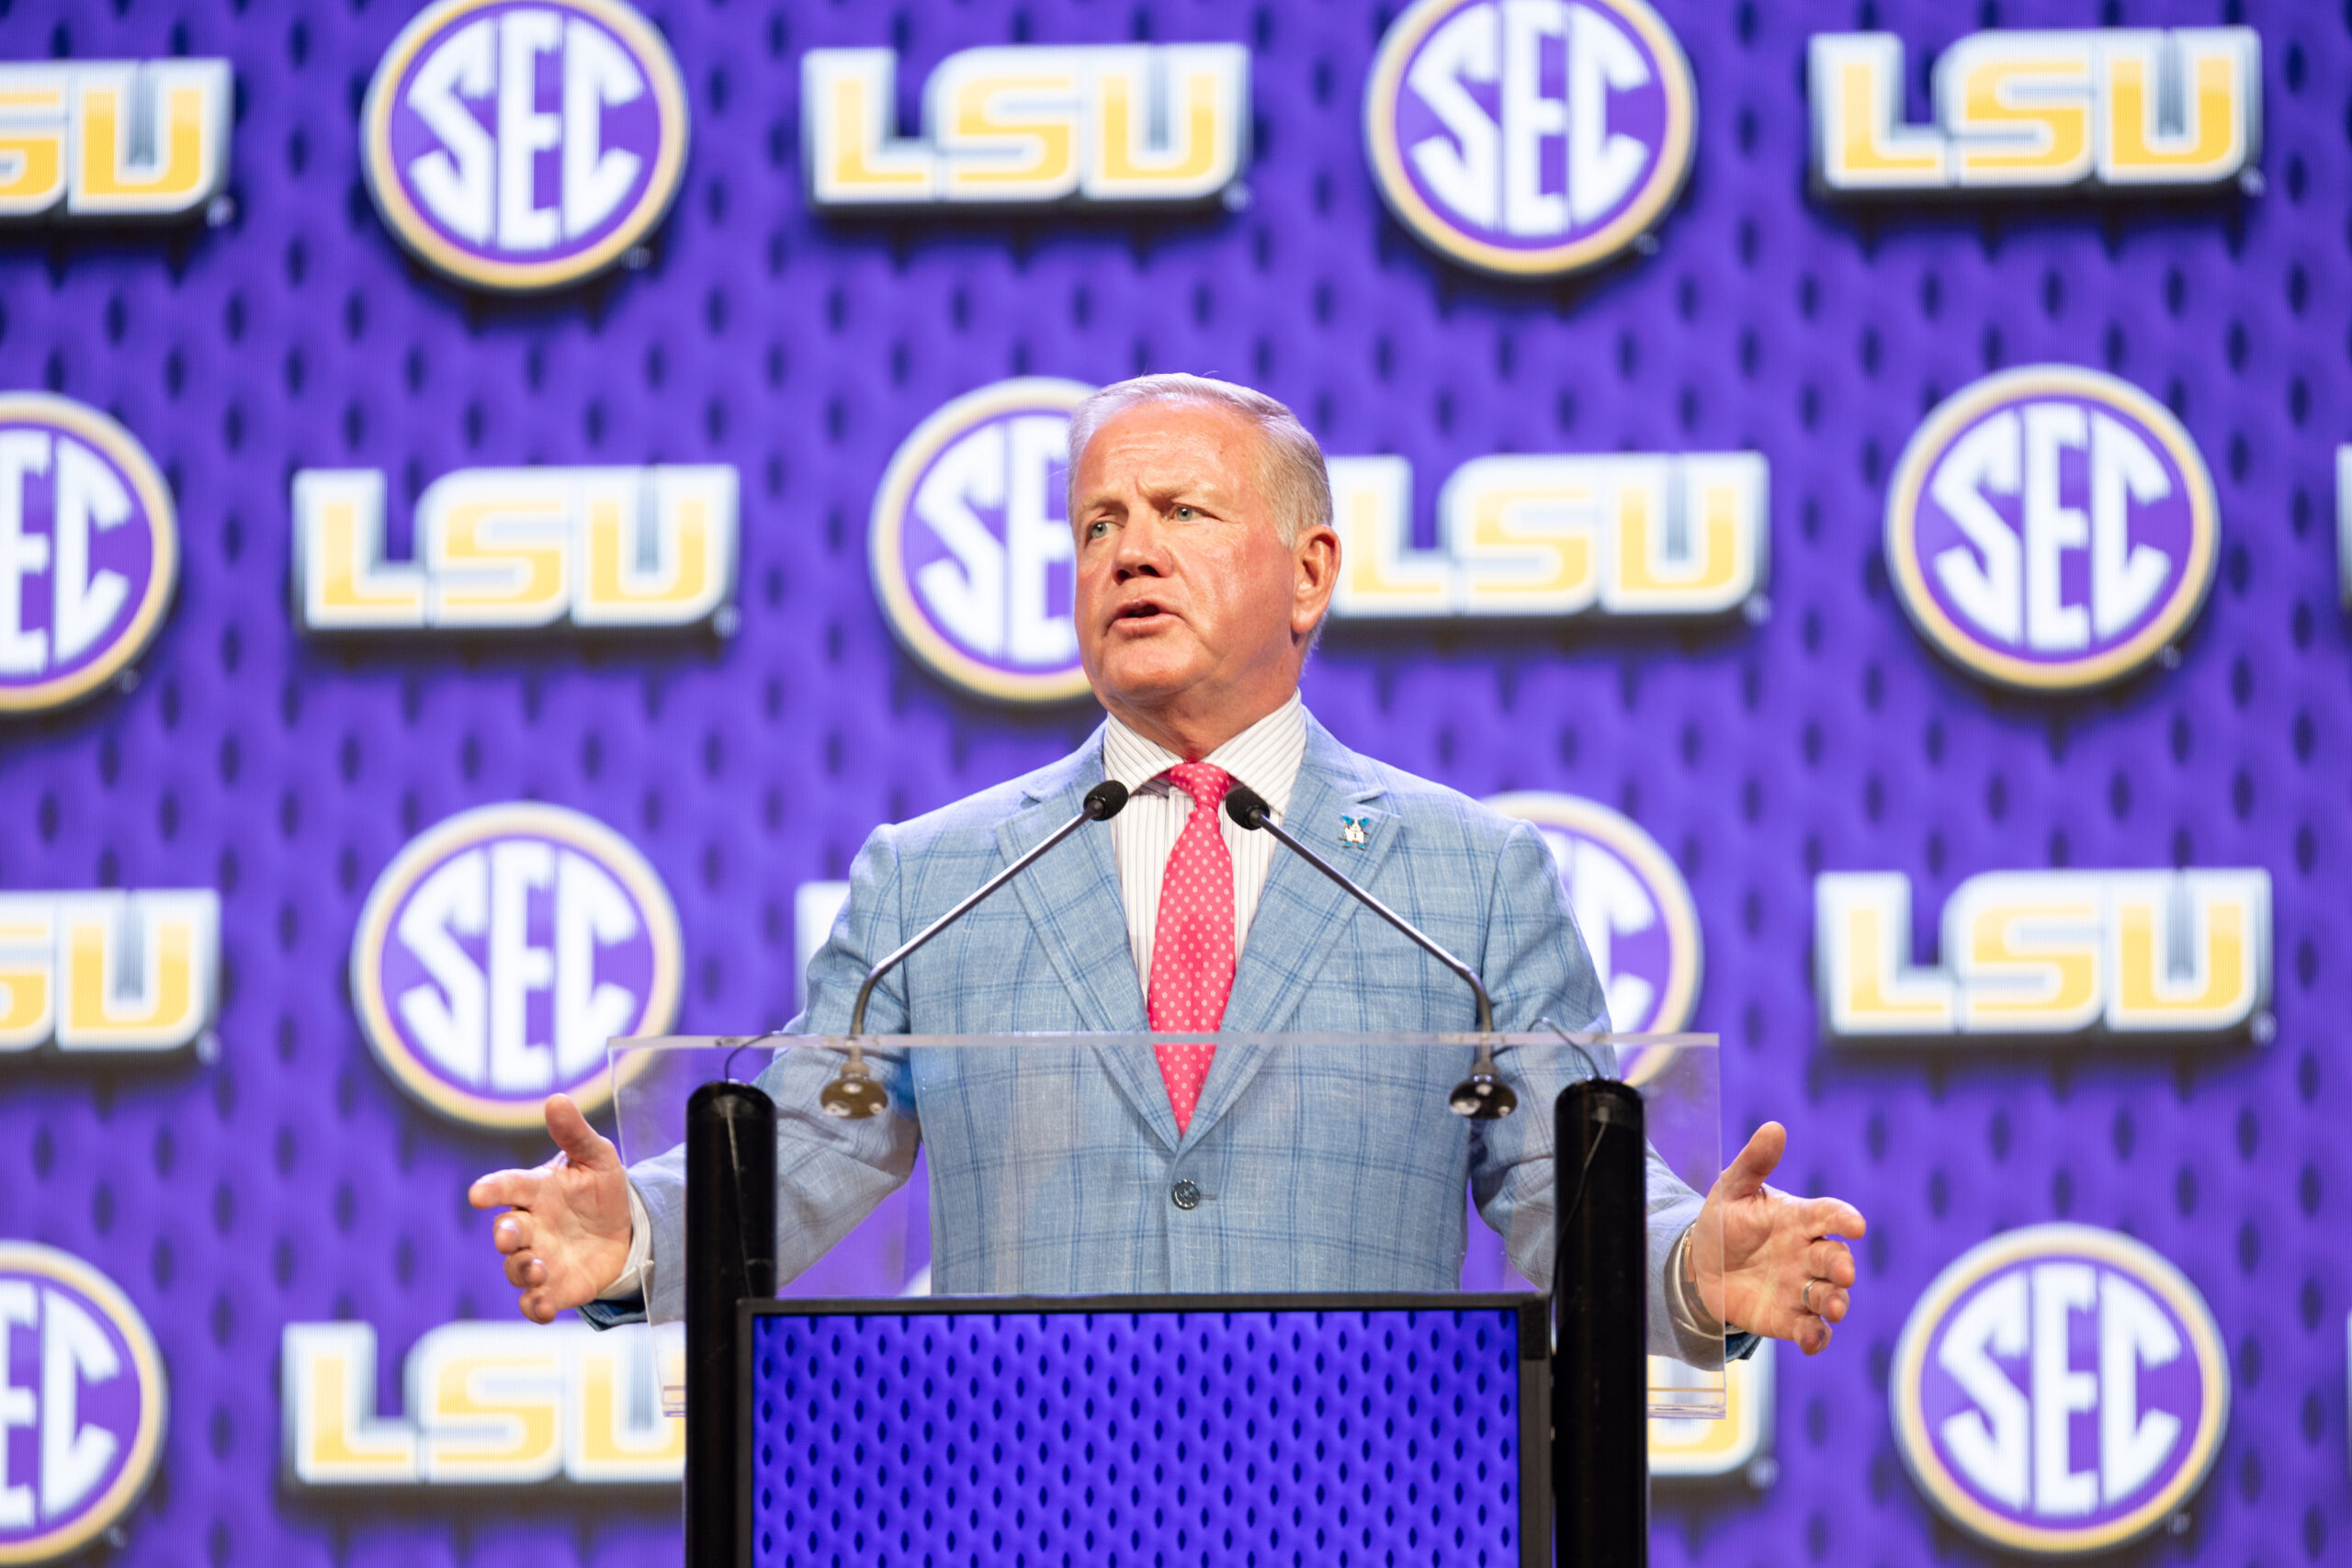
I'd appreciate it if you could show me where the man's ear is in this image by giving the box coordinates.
[1292,525,1340,635]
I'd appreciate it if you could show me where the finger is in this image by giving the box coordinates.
[468,1169,541,1211]
[1800,1195,1867,1239]
[503,1249,535,1289]
[1720,1122,1786,1201]
[493,1214,534,1256]
[1799,1316,1832,1356]
[519,1289,558,1326]
[1804,1237,1856,1288]
[544,1094,617,1171]
[1811,1286,1850,1325]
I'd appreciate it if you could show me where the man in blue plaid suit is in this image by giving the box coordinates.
[474,375,1867,1360]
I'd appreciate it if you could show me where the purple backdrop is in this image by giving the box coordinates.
[0,0,2346,1565]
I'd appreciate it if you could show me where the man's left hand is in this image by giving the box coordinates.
[1690,1122,1866,1356]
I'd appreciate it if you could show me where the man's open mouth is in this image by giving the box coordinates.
[1115,600,1169,624]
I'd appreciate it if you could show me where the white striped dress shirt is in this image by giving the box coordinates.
[1101,694,1309,987]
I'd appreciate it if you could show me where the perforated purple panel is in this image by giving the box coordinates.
[0,0,2344,1565]
[746,1304,1529,1566]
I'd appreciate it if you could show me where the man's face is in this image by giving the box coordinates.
[1070,401,1334,739]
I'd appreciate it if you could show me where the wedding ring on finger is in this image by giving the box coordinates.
[1801,1280,1815,1314]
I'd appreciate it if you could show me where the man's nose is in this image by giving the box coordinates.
[1112,509,1173,581]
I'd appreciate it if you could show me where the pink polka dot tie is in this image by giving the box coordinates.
[1147,762,1236,1135]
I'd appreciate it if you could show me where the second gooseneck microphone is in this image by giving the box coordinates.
[1222,784,1517,1119]
[820,780,1131,1118]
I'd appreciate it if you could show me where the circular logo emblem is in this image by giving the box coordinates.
[362,0,690,292]
[0,1243,167,1564]
[870,378,1096,704]
[351,802,683,1129]
[1892,1224,2228,1556]
[1485,791,1700,1033]
[1886,366,2218,691]
[1363,0,1696,277]
[0,394,176,716]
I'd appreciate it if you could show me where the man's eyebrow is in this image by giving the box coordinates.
[1140,475,1232,508]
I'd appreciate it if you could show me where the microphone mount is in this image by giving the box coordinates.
[1223,784,1516,1120]
[820,780,1131,1118]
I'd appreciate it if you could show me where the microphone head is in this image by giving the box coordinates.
[1223,784,1272,829]
[1082,781,1130,821]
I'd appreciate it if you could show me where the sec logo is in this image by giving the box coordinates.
[351,803,682,1129]
[1887,366,2217,691]
[0,1243,167,1563]
[1363,0,1696,277]
[362,0,689,292]
[1485,792,1700,1033]
[870,379,1093,704]
[0,394,177,716]
[1893,1224,2227,1555]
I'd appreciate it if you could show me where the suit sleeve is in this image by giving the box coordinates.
[593,822,923,1327]
[1463,820,1753,1364]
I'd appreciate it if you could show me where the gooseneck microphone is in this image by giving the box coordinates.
[1222,784,1517,1120]
[820,779,1131,1118]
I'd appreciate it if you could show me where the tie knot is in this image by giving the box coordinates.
[1162,761,1234,812]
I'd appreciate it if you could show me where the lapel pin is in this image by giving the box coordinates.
[1339,814,1370,849]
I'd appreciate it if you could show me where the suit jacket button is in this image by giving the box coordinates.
[1170,1179,1201,1211]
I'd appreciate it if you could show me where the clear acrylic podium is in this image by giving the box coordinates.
[609,1032,1725,1567]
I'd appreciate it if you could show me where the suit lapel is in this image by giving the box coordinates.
[998,736,1179,1150]
[1185,719,1400,1145]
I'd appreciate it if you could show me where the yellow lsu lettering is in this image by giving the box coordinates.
[282,1322,683,1487]
[1810,29,2257,195]
[804,45,1249,207]
[0,891,218,1054]
[292,466,739,632]
[1329,453,1767,620]
[1940,39,2097,186]
[0,61,230,219]
[1815,870,2271,1040]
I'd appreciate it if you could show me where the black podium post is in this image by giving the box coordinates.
[684,1080,776,1568]
[1553,1077,1647,1568]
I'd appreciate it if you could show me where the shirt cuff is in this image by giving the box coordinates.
[594,1179,655,1302]
[1666,1222,1727,1342]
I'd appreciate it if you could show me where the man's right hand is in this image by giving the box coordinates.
[468,1094,634,1324]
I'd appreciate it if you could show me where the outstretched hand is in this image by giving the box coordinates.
[1690,1122,1866,1356]
[467,1094,634,1325]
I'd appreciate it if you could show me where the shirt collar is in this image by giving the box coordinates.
[1102,693,1310,819]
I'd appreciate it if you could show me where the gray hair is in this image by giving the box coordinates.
[1066,373,1334,547]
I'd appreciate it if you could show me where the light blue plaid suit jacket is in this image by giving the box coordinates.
[622,715,1718,1355]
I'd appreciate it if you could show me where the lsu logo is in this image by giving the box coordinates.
[1886,367,2216,691]
[1363,0,1694,276]
[1330,452,1765,619]
[1894,1225,2226,1554]
[871,379,1092,704]
[0,395,176,716]
[1487,793,1700,1033]
[0,60,231,221]
[0,1244,167,1563]
[804,45,1249,209]
[1812,29,2259,197]
[292,466,737,633]
[351,803,682,1129]
[362,0,689,291]
[0,891,219,1055]
[282,1321,677,1486]
[1815,869,2270,1042]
